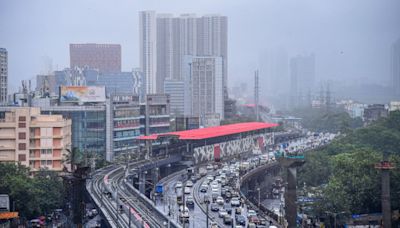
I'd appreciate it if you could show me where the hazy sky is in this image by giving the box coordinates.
[1,0,399,92]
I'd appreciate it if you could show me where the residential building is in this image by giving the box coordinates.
[182,56,224,124]
[139,11,157,94]
[69,43,121,73]
[391,38,400,96]
[0,48,7,104]
[144,94,170,135]
[0,107,71,172]
[141,12,228,96]
[164,79,186,116]
[363,104,388,125]
[175,116,200,131]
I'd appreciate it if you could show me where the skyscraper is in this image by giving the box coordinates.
[142,12,228,95]
[391,38,400,96]
[69,43,121,72]
[0,48,8,104]
[139,11,157,94]
[290,54,315,107]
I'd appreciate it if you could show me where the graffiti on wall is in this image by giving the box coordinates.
[193,133,274,164]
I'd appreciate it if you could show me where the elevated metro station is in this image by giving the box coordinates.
[137,122,279,165]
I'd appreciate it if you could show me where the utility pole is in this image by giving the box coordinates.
[375,152,395,228]
[254,70,259,121]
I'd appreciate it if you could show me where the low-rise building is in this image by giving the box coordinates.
[0,107,71,172]
[363,104,388,125]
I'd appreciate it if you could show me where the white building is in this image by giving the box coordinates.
[182,56,223,124]
[139,11,157,94]
[389,101,400,112]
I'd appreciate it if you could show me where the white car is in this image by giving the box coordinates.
[216,196,224,205]
[175,181,183,189]
[184,186,191,194]
[186,181,193,187]
[219,208,228,218]
[247,209,257,218]
[230,197,240,207]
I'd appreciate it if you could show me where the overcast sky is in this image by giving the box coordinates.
[1,0,399,92]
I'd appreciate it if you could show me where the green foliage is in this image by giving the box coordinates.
[0,163,65,219]
[298,110,400,216]
[291,107,363,133]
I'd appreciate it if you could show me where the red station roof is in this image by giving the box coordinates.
[138,122,278,140]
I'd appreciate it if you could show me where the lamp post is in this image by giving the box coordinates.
[257,187,261,208]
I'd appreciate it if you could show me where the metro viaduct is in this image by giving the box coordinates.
[133,122,279,196]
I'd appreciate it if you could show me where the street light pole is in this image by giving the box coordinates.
[257,187,261,208]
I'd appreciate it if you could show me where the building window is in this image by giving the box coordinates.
[18,132,26,139]
[18,143,26,150]
[41,160,46,166]
[19,116,26,121]
[40,149,52,155]
[18,154,26,161]
[18,122,26,128]
[46,160,52,165]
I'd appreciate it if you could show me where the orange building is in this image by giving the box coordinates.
[0,107,71,172]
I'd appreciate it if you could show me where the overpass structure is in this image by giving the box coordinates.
[86,122,306,227]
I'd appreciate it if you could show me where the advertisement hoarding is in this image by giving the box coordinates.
[60,86,105,103]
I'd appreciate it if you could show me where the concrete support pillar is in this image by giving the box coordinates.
[285,167,297,228]
[139,171,146,194]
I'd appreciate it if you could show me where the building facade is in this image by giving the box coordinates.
[144,94,170,135]
[0,48,7,104]
[69,43,121,73]
[164,79,186,116]
[0,107,71,172]
[154,14,228,95]
[182,56,224,124]
[139,11,157,94]
[109,94,143,160]
[391,38,400,96]
[363,104,388,125]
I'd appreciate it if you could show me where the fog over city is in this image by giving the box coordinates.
[1,0,400,103]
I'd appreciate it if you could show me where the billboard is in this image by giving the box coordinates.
[60,86,105,103]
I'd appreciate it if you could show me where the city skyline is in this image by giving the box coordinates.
[1,0,400,95]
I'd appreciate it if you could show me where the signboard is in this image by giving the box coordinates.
[0,195,9,211]
[60,86,105,103]
[0,212,18,220]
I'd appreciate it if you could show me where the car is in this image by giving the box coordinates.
[210,222,219,228]
[200,184,208,192]
[175,181,183,189]
[247,222,257,228]
[184,186,191,194]
[218,208,228,218]
[224,203,232,214]
[223,214,233,225]
[225,191,232,198]
[179,206,189,223]
[186,196,194,207]
[235,214,246,226]
[216,196,224,205]
[248,215,260,224]
[207,164,214,170]
[230,197,240,207]
[247,210,257,218]
[210,203,219,212]
[186,180,194,187]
